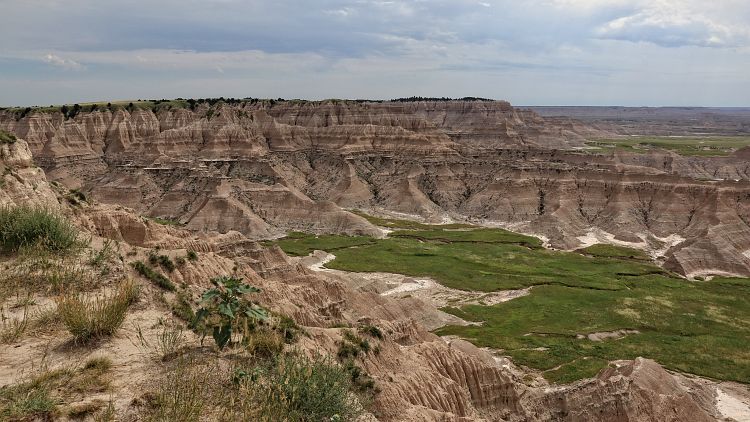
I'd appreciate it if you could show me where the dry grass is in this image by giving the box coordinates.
[0,357,113,420]
[139,352,364,422]
[0,304,30,344]
[135,322,186,360]
[0,244,93,299]
[246,329,284,360]
[142,357,217,422]
[57,280,140,342]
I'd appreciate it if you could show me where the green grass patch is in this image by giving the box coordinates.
[391,227,542,248]
[437,277,750,384]
[350,210,474,230]
[578,244,650,260]
[150,217,184,226]
[269,218,750,384]
[268,232,377,257]
[586,136,750,157]
[543,357,611,384]
[0,206,79,253]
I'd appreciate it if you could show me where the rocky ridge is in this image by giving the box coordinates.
[3,100,750,277]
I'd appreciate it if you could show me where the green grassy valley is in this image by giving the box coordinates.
[271,217,750,384]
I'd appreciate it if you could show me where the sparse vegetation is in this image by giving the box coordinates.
[150,217,183,226]
[586,135,750,157]
[578,243,649,260]
[246,329,284,360]
[148,251,176,272]
[0,206,79,253]
[359,324,383,340]
[0,358,112,420]
[186,250,198,261]
[233,354,364,421]
[56,280,139,342]
[0,129,16,144]
[132,260,176,291]
[1,244,93,297]
[135,322,186,360]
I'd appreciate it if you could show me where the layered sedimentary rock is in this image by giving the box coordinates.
[1,134,743,421]
[2,100,750,276]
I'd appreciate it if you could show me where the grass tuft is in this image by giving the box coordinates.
[0,206,79,253]
[56,280,139,342]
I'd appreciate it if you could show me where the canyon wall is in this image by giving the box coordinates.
[3,100,750,277]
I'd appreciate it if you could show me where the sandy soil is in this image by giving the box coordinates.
[716,385,750,421]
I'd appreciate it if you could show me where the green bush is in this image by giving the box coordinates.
[236,354,363,421]
[359,324,383,339]
[194,276,268,350]
[0,206,79,253]
[132,261,175,291]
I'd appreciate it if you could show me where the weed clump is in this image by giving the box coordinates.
[0,206,79,253]
[234,354,363,421]
[148,252,176,272]
[132,261,175,291]
[359,324,384,339]
[194,276,268,350]
[56,280,139,342]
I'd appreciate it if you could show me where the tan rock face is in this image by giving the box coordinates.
[3,99,750,275]
[0,139,60,208]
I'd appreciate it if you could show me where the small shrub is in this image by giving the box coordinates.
[175,256,186,266]
[56,280,139,342]
[0,206,79,253]
[89,239,116,270]
[0,383,56,420]
[66,189,88,206]
[359,324,383,339]
[148,252,176,272]
[171,290,195,324]
[340,330,370,356]
[93,400,116,422]
[235,354,363,422]
[0,129,17,144]
[274,313,300,343]
[132,261,175,291]
[186,250,198,261]
[342,359,376,393]
[194,276,268,350]
[246,330,284,360]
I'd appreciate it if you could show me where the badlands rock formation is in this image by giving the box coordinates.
[2,134,745,421]
[3,100,750,277]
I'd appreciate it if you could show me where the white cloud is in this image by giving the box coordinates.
[42,53,84,70]
[594,1,750,47]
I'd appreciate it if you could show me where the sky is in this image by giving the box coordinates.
[1,0,749,107]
